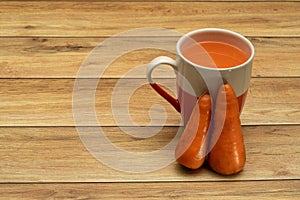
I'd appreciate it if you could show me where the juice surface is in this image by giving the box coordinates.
[182,41,249,68]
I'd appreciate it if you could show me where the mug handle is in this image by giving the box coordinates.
[146,56,181,113]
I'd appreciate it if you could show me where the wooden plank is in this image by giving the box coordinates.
[0,180,299,199]
[0,37,299,78]
[0,125,299,182]
[9,0,300,1]
[0,2,299,37]
[0,78,298,126]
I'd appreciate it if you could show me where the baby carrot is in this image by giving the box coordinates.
[175,94,211,169]
[208,84,246,175]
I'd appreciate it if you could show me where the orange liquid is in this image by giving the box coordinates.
[182,41,249,68]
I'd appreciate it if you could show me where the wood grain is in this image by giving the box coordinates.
[0,78,298,126]
[0,125,299,182]
[0,0,298,198]
[0,37,299,78]
[0,2,299,37]
[0,180,299,200]
[9,0,300,2]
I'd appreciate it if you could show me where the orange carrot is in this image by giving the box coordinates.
[175,94,211,169]
[208,84,246,175]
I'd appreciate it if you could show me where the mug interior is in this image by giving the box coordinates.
[177,28,254,70]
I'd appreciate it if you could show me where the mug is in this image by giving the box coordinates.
[146,28,254,124]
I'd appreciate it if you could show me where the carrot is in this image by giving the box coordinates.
[175,94,211,169]
[208,84,246,175]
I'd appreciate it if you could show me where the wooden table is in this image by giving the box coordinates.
[0,1,299,199]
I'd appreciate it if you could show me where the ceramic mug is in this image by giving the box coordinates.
[146,28,254,124]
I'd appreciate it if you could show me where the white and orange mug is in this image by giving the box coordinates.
[146,28,254,124]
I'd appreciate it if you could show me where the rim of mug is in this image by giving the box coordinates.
[176,28,255,71]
